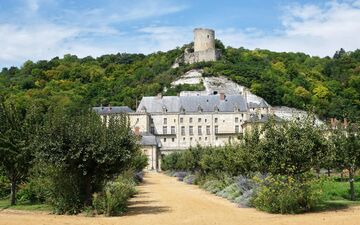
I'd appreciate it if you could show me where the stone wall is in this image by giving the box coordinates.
[184,49,220,64]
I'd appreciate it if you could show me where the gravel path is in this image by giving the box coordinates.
[1,172,360,225]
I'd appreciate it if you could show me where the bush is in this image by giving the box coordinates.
[251,175,322,214]
[0,174,10,199]
[183,174,196,184]
[49,170,84,215]
[216,183,241,201]
[92,174,137,216]
[201,179,227,194]
[173,171,188,181]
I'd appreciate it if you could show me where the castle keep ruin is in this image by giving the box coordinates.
[184,28,221,64]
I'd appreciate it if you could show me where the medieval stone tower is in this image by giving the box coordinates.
[194,28,215,52]
[184,28,220,64]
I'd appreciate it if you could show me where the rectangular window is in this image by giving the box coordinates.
[181,126,185,136]
[164,118,167,124]
[199,137,202,141]
[205,119,207,123]
[172,138,175,142]
[150,126,155,134]
[206,125,211,135]
[189,126,194,136]
[235,125,239,133]
[180,117,183,123]
[163,126,167,134]
[189,117,193,123]
[198,126,202,135]
[171,126,175,134]
[164,138,167,142]
[205,137,208,141]
[215,118,218,123]
[215,125,218,134]
[198,118,201,123]
[235,117,239,123]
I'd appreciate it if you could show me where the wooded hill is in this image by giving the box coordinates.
[0,41,359,121]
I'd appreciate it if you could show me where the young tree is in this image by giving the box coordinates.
[38,109,140,208]
[258,117,327,176]
[0,99,37,205]
[331,125,360,201]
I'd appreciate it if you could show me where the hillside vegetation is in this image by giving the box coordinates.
[0,42,359,120]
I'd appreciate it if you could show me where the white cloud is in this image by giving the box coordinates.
[26,0,40,12]
[0,0,187,67]
[218,0,360,57]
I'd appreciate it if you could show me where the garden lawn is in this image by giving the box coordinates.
[322,180,360,201]
[0,199,51,211]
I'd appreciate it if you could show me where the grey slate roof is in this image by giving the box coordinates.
[245,114,283,123]
[93,106,134,115]
[136,95,248,113]
[139,133,158,146]
[248,99,270,109]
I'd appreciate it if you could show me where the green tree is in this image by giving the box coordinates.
[331,124,360,200]
[0,99,37,205]
[37,109,140,210]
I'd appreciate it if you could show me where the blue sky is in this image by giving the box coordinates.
[1,0,360,67]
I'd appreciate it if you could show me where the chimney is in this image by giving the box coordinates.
[134,127,140,136]
[220,92,225,101]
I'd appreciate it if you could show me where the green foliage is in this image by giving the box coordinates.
[258,117,329,176]
[322,179,360,201]
[92,172,137,216]
[330,125,360,200]
[1,45,359,121]
[0,98,40,205]
[252,174,323,214]
[36,109,142,214]
[0,173,10,198]
[164,82,205,96]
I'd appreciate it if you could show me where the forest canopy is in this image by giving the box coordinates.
[0,43,359,121]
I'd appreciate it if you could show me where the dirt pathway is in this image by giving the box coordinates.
[1,172,360,225]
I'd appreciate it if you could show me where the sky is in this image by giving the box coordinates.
[1,0,360,68]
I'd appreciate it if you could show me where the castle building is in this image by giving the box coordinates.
[184,28,221,64]
[93,93,276,171]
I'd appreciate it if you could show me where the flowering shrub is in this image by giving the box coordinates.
[201,179,226,194]
[183,174,196,184]
[216,183,241,201]
[92,174,137,216]
[251,174,322,214]
[173,171,188,181]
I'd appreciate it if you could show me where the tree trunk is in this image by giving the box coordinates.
[10,178,17,205]
[84,175,93,206]
[327,168,331,177]
[349,168,355,201]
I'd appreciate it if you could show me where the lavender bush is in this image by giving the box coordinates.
[183,174,196,184]
[216,183,241,201]
[173,171,188,181]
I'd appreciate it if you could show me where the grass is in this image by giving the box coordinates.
[322,180,360,201]
[0,198,51,211]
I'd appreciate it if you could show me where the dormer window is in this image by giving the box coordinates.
[214,106,219,112]
[141,106,147,112]
[180,106,185,113]
[162,106,167,113]
[198,105,203,112]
